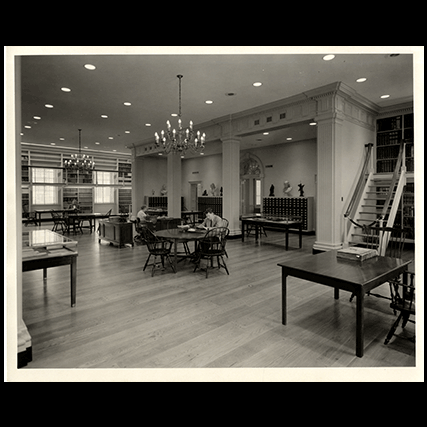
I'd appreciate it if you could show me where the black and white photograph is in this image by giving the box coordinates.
[5,46,423,382]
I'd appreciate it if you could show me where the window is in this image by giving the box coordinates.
[31,168,59,205]
[255,179,261,206]
[95,171,115,203]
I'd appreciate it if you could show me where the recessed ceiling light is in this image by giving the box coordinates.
[33,116,41,120]
[380,94,390,99]
[158,152,163,156]
[24,125,31,129]
[171,113,178,117]
[101,115,108,118]
[356,77,367,83]
[20,133,24,136]
[124,102,131,106]
[61,87,71,92]
[113,149,117,152]
[108,136,114,139]
[263,132,269,135]
[286,137,293,141]
[323,54,335,61]
[45,104,54,108]
[309,122,317,126]
[125,130,131,133]
[205,100,213,104]
[84,64,96,70]
[50,143,56,145]
[253,82,262,87]
[59,138,65,141]
[144,124,151,127]
[95,142,100,145]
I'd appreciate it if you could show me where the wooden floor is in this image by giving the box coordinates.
[21,223,416,376]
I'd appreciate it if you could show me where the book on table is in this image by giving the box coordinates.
[337,247,378,261]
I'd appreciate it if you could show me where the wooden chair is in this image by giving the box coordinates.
[140,227,176,276]
[384,270,415,345]
[50,210,69,234]
[193,227,230,278]
[349,226,407,302]
[22,205,38,227]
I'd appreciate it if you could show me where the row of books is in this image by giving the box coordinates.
[376,116,402,132]
[376,131,401,146]
[377,158,414,173]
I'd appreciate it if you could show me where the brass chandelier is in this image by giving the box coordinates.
[155,75,206,155]
[64,129,95,171]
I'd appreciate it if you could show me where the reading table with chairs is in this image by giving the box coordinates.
[135,214,231,278]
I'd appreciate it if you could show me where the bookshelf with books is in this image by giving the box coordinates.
[63,187,93,213]
[118,188,132,213]
[118,161,132,185]
[376,113,414,173]
[376,112,415,243]
[262,197,314,232]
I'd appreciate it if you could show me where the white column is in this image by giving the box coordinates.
[167,152,182,218]
[222,137,241,236]
[313,112,344,252]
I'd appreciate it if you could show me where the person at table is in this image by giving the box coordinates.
[196,208,223,230]
[68,198,79,211]
[137,205,148,222]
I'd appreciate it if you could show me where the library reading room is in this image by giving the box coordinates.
[6,47,423,382]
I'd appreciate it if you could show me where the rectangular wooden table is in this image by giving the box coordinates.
[278,250,412,357]
[242,216,303,250]
[22,230,78,307]
[67,212,111,233]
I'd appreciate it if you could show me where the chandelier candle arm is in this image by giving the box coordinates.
[154,75,206,155]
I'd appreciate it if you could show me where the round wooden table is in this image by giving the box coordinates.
[155,228,206,271]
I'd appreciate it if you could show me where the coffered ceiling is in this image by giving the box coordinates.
[16,47,415,156]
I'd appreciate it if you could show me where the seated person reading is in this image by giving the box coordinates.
[137,205,148,222]
[196,208,223,230]
[68,198,79,210]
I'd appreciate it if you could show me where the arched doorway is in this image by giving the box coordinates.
[240,153,264,215]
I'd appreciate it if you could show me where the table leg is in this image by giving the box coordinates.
[70,258,76,307]
[173,240,178,271]
[43,268,47,281]
[282,272,288,325]
[255,224,259,242]
[356,290,365,357]
[285,228,289,250]
[334,287,339,299]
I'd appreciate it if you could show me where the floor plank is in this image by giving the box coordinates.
[21,224,416,372]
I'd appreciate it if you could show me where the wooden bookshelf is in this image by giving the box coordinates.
[376,113,414,173]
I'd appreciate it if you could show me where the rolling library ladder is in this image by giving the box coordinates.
[344,140,412,255]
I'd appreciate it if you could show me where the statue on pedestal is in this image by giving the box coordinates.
[283,181,292,197]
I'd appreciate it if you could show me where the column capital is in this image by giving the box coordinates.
[221,136,241,144]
